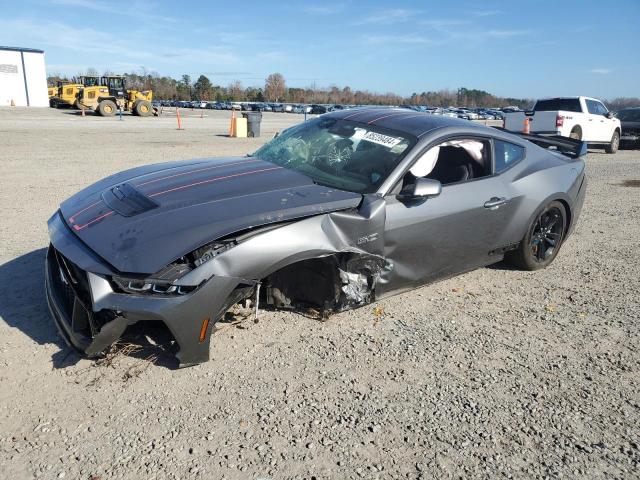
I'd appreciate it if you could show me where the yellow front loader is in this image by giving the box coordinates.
[50,81,83,108]
[49,76,100,109]
[79,76,156,117]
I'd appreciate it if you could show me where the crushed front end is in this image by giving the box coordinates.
[45,211,245,367]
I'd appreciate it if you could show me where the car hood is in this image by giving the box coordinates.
[60,157,362,274]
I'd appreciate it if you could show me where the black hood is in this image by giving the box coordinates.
[60,157,361,274]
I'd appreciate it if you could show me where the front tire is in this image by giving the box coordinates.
[97,100,117,117]
[507,201,567,271]
[134,100,152,117]
[605,130,620,154]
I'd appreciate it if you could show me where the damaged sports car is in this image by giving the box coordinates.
[46,108,587,366]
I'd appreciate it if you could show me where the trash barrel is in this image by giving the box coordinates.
[242,111,262,137]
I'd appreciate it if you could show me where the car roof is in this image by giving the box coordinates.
[325,107,481,137]
[536,96,603,102]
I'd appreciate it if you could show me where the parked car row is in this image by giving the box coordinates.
[400,105,512,120]
[152,100,329,114]
[150,100,521,120]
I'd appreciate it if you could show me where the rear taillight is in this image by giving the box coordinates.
[556,115,564,127]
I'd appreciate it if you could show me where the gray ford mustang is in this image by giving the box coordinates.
[46,108,587,366]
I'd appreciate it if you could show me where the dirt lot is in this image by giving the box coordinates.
[0,107,638,480]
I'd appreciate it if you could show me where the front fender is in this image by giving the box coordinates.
[177,194,387,286]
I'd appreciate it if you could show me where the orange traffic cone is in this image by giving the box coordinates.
[522,117,531,134]
[229,110,236,137]
[176,107,183,130]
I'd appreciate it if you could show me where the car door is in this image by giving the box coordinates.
[584,99,610,142]
[592,101,613,141]
[582,99,597,141]
[379,137,519,294]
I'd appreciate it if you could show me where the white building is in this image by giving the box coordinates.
[0,46,48,107]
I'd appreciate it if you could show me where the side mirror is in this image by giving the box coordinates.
[399,178,442,199]
[605,112,614,119]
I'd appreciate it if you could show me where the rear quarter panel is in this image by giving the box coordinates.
[501,145,585,242]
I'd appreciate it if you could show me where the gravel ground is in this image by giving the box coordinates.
[0,107,638,480]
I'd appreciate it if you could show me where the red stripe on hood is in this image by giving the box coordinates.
[70,166,283,231]
[72,210,115,231]
[136,159,262,188]
[148,166,283,198]
[68,200,103,224]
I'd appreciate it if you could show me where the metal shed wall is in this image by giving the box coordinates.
[0,47,48,107]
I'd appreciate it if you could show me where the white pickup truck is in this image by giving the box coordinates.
[504,96,621,154]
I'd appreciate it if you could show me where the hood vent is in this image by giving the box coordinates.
[101,183,159,217]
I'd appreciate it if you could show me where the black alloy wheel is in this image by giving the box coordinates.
[529,205,565,263]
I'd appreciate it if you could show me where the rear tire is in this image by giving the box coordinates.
[134,100,152,117]
[569,126,582,140]
[506,201,567,271]
[605,130,620,154]
[97,100,117,117]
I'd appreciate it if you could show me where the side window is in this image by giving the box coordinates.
[494,140,525,173]
[409,138,491,186]
[585,99,598,114]
[595,102,608,116]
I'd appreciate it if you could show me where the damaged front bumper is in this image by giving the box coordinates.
[45,243,242,367]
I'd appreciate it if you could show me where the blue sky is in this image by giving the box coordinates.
[2,0,638,99]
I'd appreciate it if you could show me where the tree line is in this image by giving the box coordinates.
[47,70,639,110]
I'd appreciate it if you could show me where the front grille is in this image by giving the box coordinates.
[48,252,76,319]
[48,246,96,338]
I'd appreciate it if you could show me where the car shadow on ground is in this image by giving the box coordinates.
[0,248,179,370]
[0,248,80,367]
[485,258,521,271]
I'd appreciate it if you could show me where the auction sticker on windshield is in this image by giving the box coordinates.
[362,131,402,149]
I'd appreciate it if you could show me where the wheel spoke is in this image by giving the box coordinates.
[532,238,543,261]
[538,213,546,229]
[546,214,559,229]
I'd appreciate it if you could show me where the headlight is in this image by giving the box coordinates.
[110,239,236,296]
[110,276,197,296]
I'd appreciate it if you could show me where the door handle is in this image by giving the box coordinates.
[484,197,509,209]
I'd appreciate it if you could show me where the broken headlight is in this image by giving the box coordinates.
[189,240,236,267]
[110,240,236,296]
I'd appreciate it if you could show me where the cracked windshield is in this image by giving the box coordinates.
[252,117,413,193]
